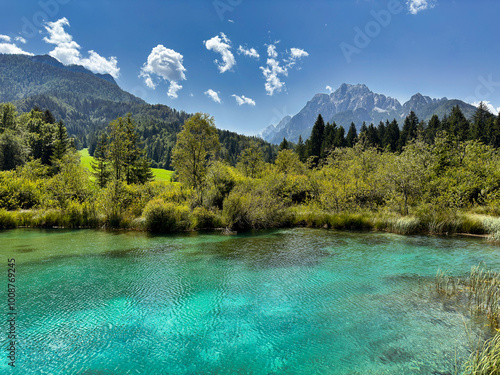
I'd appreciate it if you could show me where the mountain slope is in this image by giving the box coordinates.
[0,54,141,104]
[261,83,478,144]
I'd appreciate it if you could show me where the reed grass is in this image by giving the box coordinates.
[435,266,500,374]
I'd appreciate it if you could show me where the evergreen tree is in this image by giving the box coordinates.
[308,114,325,165]
[384,119,400,152]
[366,123,380,147]
[91,133,111,188]
[334,126,347,148]
[322,122,338,157]
[471,102,491,143]
[278,137,290,151]
[399,111,419,150]
[448,105,469,142]
[490,115,500,148]
[426,114,441,143]
[346,122,357,147]
[377,121,387,148]
[42,109,56,124]
[296,135,306,162]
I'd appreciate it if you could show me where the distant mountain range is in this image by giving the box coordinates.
[260,83,478,144]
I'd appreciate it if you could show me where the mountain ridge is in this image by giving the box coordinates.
[261,83,477,144]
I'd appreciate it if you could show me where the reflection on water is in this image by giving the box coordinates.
[0,228,499,374]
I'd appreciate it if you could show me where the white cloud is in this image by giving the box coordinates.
[204,32,235,73]
[167,81,183,99]
[228,19,235,23]
[407,0,435,14]
[205,89,222,103]
[290,48,309,59]
[139,45,187,99]
[326,85,333,93]
[43,18,120,78]
[260,44,308,96]
[260,57,287,96]
[238,45,260,59]
[267,44,278,59]
[472,101,500,116]
[15,36,26,44]
[232,94,256,106]
[0,34,33,55]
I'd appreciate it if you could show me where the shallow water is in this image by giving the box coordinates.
[0,228,499,374]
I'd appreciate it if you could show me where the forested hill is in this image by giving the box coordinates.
[0,54,141,104]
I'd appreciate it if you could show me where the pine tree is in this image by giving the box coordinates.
[346,122,357,147]
[471,102,491,143]
[296,135,306,161]
[426,114,441,143]
[91,133,111,188]
[279,137,290,151]
[334,126,347,148]
[384,119,400,152]
[399,111,419,150]
[308,114,325,165]
[448,105,469,142]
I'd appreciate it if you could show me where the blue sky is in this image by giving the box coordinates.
[1,0,499,135]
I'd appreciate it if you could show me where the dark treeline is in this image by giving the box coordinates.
[285,103,500,166]
[89,119,278,170]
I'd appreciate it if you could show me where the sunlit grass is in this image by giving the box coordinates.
[78,148,174,182]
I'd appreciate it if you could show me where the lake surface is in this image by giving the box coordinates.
[1,228,499,374]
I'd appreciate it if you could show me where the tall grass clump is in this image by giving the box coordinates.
[0,209,19,229]
[143,199,190,233]
[435,266,500,374]
[462,333,500,374]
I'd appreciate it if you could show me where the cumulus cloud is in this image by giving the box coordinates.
[15,36,27,44]
[290,48,309,59]
[238,45,260,59]
[326,85,333,93]
[0,34,33,55]
[260,44,308,96]
[204,32,235,73]
[167,81,183,99]
[43,18,120,78]
[232,94,256,106]
[407,0,435,14]
[472,101,500,116]
[139,44,187,99]
[205,89,222,103]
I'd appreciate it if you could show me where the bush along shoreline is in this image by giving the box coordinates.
[3,107,500,242]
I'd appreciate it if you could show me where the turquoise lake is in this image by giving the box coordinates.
[1,228,499,374]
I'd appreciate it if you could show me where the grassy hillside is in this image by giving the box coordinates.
[79,149,174,182]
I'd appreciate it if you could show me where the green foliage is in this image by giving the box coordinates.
[236,141,264,178]
[143,199,190,233]
[222,181,289,230]
[172,113,220,192]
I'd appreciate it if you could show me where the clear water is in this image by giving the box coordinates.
[1,228,499,374]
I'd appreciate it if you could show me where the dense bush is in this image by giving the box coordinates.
[143,199,190,233]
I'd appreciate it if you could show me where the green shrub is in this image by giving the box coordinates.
[0,209,18,229]
[143,199,191,233]
[222,183,289,230]
[192,206,221,229]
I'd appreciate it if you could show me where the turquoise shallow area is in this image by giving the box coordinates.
[1,228,499,374]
